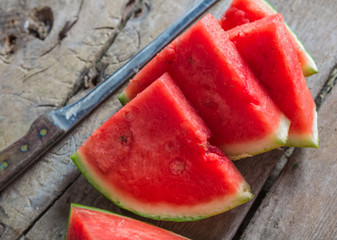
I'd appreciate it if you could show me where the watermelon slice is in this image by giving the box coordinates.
[218,0,318,77]
[119,14,290,159]
[66,204,189,239]
[227,14,318,148]
[72,73,253,221]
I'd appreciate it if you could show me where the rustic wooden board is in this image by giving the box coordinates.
[241,70,337,239]
[0,0,125,149]
[0,0,335,239]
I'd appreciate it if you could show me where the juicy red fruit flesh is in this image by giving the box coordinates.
[227,14,315,137]
[169,14,282,146]
[66,205,188,240]
[78,73,244,206]
[125,42,176,100]
[219,0,274,30]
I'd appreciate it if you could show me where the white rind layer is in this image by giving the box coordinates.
[72,152,253,221]
[221,114,290,160]
[286,107,319,148]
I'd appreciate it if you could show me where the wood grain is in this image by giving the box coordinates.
[0,0,123,150]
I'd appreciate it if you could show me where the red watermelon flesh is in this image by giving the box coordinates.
[227,14,318,147]
[72,73,253,221]
[169,13,289,158]
[66,204,189,240]
[119,42,176,105]
[219,0,275,30]
[120,14,289,159]
[218,0,318,77]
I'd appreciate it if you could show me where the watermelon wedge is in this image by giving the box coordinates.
[65,204,189,239]
[227,14,318,148]
[72,73,253,221]
[218,0,318,77]
[119,14,290,159]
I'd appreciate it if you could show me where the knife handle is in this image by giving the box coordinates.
[0,115,65,191]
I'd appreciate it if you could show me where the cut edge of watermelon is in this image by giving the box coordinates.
[71,152,254,222]
[259,0,318,76]
[223,115,290,160]
[286,107,319,148]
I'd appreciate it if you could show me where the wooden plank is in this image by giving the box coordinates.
[241,68,337,239]
[0,0,124,149]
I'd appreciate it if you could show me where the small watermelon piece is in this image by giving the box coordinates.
[227,14,318,148]
[218,0,318,77]
[66,204,189,239]
[72,73,253,221]
[119,14,289,159]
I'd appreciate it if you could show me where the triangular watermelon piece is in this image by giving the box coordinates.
[119,14,289,159]
[218,0,318,77]
[66,204,189,239]
[169,14,289,159]
[227,14,318,148]
[72,73,253,221]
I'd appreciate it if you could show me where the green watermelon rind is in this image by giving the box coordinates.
[119,91,131,106]
[118,92,128,106]
[260,0,318,77]
[223,115,290,160]
[65,203,190,240]
[286,108,319,148]
[71,152,254,222]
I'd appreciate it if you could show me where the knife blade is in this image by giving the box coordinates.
[0,0,218,191]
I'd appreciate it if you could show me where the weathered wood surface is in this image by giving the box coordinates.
[0,0,336,240]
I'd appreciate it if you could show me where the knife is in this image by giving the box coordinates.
[0,0,218,191]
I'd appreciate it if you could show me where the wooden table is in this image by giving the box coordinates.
[0,0,336,239]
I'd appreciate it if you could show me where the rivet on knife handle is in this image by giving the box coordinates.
[0,115,65,190]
